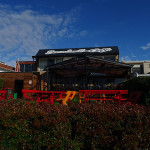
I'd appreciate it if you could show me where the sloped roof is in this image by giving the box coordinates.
[47,56,132,77]
[33,46,119,58]
[0,62,15,71]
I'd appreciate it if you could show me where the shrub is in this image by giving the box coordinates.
[0,100,72,149]
[0,78,4,90]
[0,100,149,149]
[69,103,150,150]
[116,77,150,105]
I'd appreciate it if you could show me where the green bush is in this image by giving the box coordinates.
[0,100,150,149]
[0,78,4,90]
[117,77,150,105]
[69,103,150,149]
[0,100,72,149]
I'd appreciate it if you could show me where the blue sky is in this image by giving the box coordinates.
[0,0,150,66]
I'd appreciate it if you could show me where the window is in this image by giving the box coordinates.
[132,64,143,74]
[48,59,54,65]
[25,64,32,72]
[20,64,25,72]
[32,63,37,71]
[39,58,48,71]
[56,57,63,64]
[20,64,33,72]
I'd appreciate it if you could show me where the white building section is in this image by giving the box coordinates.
[45,48,112,55]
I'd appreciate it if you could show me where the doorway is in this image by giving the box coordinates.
[14,80,24,98]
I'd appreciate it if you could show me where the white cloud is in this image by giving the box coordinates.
[141,43,150,50]
[120,56,131,61]
[79,30,87,37]
[131,53,137,58]
[0,4,85,66]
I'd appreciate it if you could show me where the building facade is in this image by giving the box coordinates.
[16,60,37,72]
[124,61,150,77]
[0,72,38,98]
[33,46,119,71]
[0,61,15,72]
[32,46,132,90]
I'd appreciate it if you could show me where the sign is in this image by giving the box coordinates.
[45,48,112,55]
[29,80,32,85]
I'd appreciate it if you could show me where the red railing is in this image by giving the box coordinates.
[22,89,66,104]
[22,89,132,105]
[0,90,7,100]
[79,90,129,104]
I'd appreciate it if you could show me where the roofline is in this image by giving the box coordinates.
[87,56,132,67]
[0,67,15,72]
[0,72,34,74]
[18,61,33,62]
[125,61,150,63]
[38,46,119,51]
[47,56,132,69]
[32,46,119,58]
[32,53,118,58]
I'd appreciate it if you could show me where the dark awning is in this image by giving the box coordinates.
[47,56,132,78]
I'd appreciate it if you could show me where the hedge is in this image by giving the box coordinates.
[116,77,150,105]
[0,78,3,90]
[0,100,150,149]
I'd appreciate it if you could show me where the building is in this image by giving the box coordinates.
[0,61,37,98]
[0,72,38,98]
[16,60,37,72]
[32,46,132,90]
[0,61,38,98]
[124,61,150,77]
[33,46,119,71]
[0,61,15,72]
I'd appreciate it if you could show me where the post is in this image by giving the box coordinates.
[85,56,88,90]
[47,69,50,91]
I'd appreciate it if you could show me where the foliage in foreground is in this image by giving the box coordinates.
[117,77,150,105]
[0,99,150,149]
[0,78,3,90]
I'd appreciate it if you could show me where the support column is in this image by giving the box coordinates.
[85,57,88,90]
[47,69,50,91]
[50,70,53,91]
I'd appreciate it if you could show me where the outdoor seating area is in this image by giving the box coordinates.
[0,89,141,105]
[21,89,131,105]
[79,90,129,104]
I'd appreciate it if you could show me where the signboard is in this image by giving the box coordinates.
[45,48,112,55]
[29,80,32,85]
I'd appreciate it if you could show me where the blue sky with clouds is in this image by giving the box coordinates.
[0,0,150,66]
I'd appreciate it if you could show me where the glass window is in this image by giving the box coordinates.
[63,57,73,61]
[20,64,25,72]
[32,63,37,71]
[48,59,54,65]
[56,57,63,64]
[39,58,48,71]
[25,64,32,72]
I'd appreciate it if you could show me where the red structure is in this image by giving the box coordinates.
[22,89,131,105]
[3,88,14,99]
[79,90,129,104]
[0,90,7,100]
[22,89,66,104]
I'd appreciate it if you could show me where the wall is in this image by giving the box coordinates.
[125,61,150,74]
[143,62,150,74]
[0,72,37,90]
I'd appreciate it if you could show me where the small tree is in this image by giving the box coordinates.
[0,78,4,90]
[116,77,150,105]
